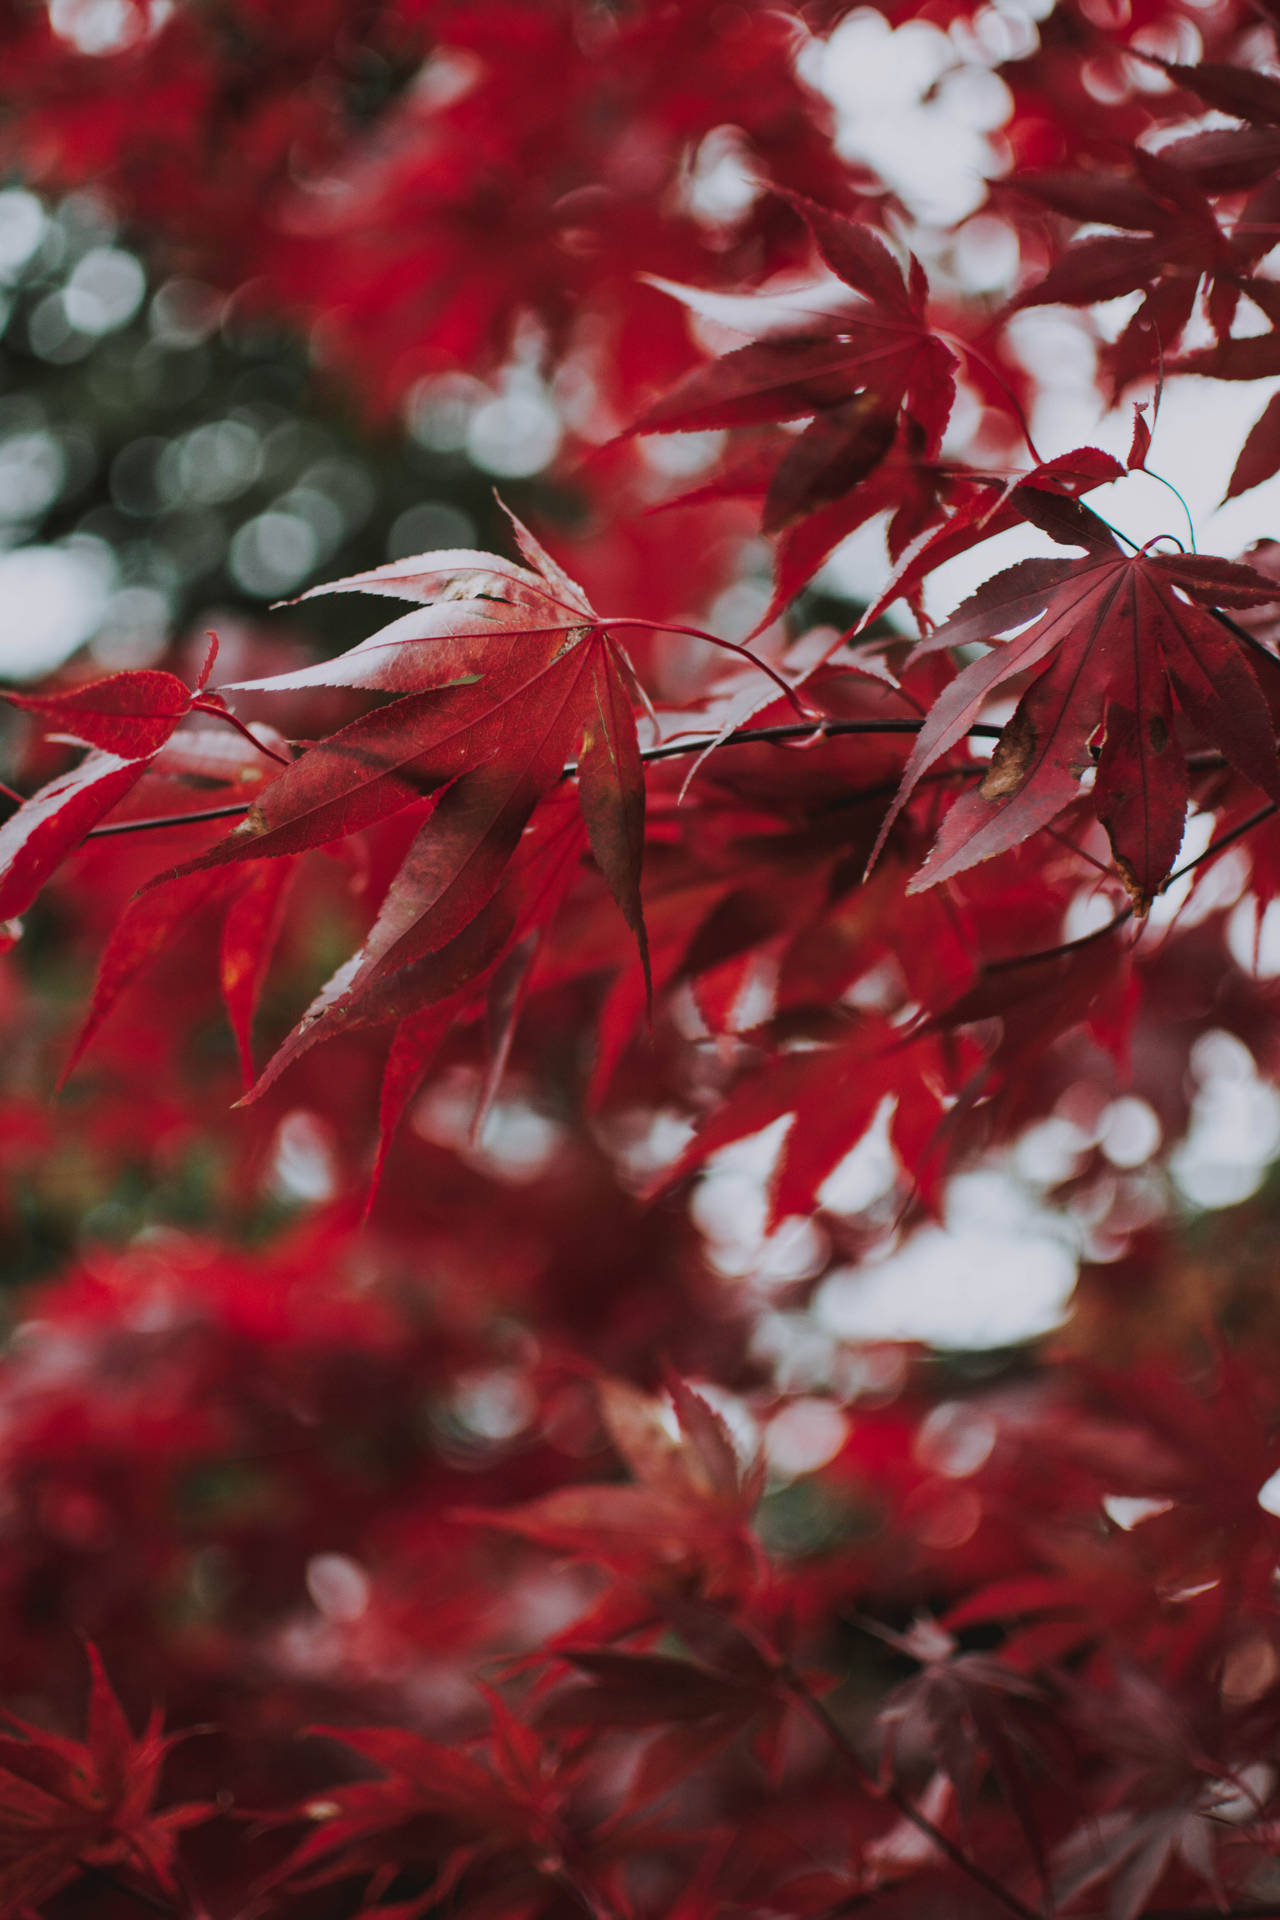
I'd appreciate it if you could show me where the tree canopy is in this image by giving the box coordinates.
[3,2,1280,1917]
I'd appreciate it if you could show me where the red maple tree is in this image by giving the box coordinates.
[2,1,1280,1916]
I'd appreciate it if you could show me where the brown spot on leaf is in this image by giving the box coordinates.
[980,706,1037,801]
[1147,713,1169,753]
[1113,851,1156,918]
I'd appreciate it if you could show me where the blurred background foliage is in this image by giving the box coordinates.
[0,180,548,685]
[0,173,645,1289]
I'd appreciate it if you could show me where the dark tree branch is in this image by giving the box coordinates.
[71,717,1001,841]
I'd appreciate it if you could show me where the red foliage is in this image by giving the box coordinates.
[6,2,1280,1918]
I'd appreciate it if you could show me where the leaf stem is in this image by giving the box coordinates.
[603,617,819,720]
[189,698,292,766]
[939,331,1045,468]
[1142,468,1197,551]
[634,716,1003,766]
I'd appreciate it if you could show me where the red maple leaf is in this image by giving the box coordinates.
[659,1016,951,1228]
[145,507,808,1098]
[875,1617,1058,1881]
[872,493,1280,907]
[633,194,954,444]
[266,1713,554,1918]
[145,515,656,1053]
[475,1376,764,1604]
[0,639,271,925]
[0,1644,209,1914]
[1149,57,1280,195]
[630,195,957,615]
[63,858,296,1091]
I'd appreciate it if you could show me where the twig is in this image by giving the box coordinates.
[85,801,256,839]
[636,716,1003,765]
[971,796,1280,983]
[1166,800,1277,885]
[979,908,1132,975]
[37,724,1280,908]
[74,717,1002,841]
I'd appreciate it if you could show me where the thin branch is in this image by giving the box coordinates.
[51,723,1280,899]
[972,796,1280,983]
[979,906,1132,975]
[85,802,255,839]
[74,718,1004,841]
[636,716,1003,765]
[1166,798,1277,886]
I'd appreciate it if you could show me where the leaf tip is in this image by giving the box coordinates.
[197,631,220,690]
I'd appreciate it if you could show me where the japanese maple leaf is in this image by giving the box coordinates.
[157,510,661,1008]
[475,1376,764,1603]
[253,787,588,1123]
[630,194,956,509]
[267,1710,558,1916]
[63,859,296,1092]
[539,1644,785,1818]
[875,1617,1056,1880]
[1010,149,1276,396]
[0,639,265,924]
[1051,1801,1230,1920]
[682,421,962,639]
[659,1018,951,1228]
[1150,58,1280,195]
[540,1646,767,1736]
[0,1644,209,1913]
[1063,1354,1280,1602]
[873,493,1280,908]
[271,1692,643,1920]
[846,448,1127,647]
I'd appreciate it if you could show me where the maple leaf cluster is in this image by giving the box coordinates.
[5,1,1280,1918]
